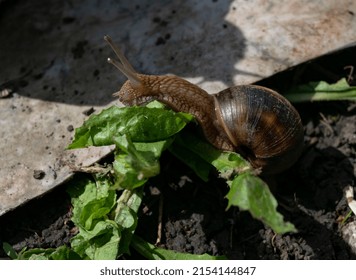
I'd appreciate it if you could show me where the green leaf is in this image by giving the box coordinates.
[68,106,193,149]
[67,175,116,230]
[112,135,171,189]
[285,78,356,103]
[131,235,227,260]
[226,173,296,234]
[114,189,143,256]
[66,175,143,259]
[169,130,295,235]
[2,242,18,259]
[49,245,81,260]
[170,131,250,180]
[114,189,142,228]
[168,140,212,181]
[10,246,80,260]
[67,175,121,260]
[71,220,121,260]
[18,248,56,260]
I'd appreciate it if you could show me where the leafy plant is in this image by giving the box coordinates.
[3,100,297,260]
[63,100,294,259]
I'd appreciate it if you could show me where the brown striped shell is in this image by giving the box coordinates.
[214,85,304,174]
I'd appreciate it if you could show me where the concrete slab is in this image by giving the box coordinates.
[1,0,355,215]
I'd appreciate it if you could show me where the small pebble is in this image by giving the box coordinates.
[67,125,74,132]
[82,107,95,116]
[33,170,46,180]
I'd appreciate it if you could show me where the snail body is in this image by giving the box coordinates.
[104,35,304,174]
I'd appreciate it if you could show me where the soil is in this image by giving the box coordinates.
[1,46,356,260]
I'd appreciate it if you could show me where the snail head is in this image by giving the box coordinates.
[104,35,147,106]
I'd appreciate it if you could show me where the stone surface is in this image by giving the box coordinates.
[0,0,356,215]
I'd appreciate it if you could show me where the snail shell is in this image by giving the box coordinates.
[104,35,304,174]
[214,86,304,174]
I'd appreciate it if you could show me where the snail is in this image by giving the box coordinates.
[104,35,304,174]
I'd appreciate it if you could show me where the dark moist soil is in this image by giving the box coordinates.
[1,47,356,260]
